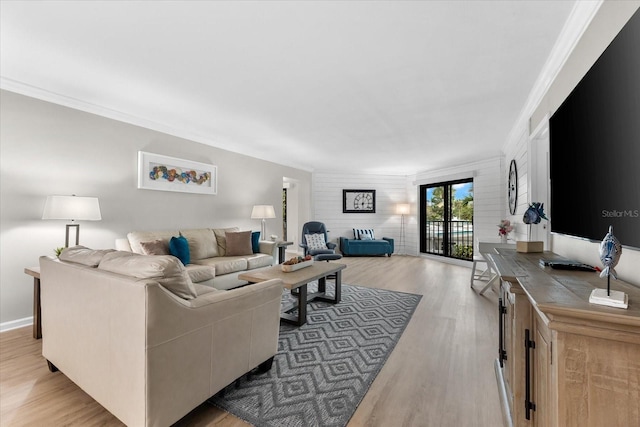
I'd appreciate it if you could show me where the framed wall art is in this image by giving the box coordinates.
[137,151,217,195]
[343,189,376,213]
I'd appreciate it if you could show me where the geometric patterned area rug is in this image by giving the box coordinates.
[208,284,422,427]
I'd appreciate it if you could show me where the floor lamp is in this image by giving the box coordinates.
[42,195,102,247]
[396,203,410,255]
[251,205,276,240]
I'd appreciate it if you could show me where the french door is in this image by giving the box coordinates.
[419,179,474,260]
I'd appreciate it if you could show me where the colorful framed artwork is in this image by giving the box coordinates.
[343,189,376,213]
[137,151,217,195]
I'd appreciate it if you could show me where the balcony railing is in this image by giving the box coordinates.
[424,220,473,260]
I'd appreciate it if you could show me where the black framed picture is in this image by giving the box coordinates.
[343,189,376,213]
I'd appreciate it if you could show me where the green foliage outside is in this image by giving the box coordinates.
[426,186,474,221]
[453,244,473,259]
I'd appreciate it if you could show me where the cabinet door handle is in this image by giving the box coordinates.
[498,298,507,367]
[524,328,536,420]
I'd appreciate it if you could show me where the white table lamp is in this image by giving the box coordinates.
[251,205,276,240]
[42,195,102,247]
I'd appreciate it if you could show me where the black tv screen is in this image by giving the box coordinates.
[550,9,640,250]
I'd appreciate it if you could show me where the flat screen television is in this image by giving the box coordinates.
[549,9,640,250]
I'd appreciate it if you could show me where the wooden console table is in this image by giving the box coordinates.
[485,248,640,427]
[24,267,41,339]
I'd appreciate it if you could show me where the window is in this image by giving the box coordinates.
[420,179,474,260]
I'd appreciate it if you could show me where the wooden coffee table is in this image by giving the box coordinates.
[239,262,346,326]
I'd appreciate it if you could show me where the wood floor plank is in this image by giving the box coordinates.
[0,255,503,426]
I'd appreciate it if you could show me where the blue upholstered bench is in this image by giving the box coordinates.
[339,237,394,257]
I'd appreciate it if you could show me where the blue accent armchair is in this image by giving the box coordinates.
[299,221,337,257]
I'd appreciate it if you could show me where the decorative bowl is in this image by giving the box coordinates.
[281,259,313,272]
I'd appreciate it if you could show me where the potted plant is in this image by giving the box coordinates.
[497,220,513,243]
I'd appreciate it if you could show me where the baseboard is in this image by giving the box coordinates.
[0,316,33,333]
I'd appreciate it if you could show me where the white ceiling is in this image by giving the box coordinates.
[1,1,577,175]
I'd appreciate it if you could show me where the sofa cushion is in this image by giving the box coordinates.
[59,246,115,267]
[192,256,248,276]
[213,227,240,256]
[127,230,177,254]
[192,283,219,297]
[305,233,328,251]
[185,265,215,283]
[246,253,274,270]
[169,236,191,265]
[226,231,253,256]
[354,228,375,240]
[139,239,170,255]
[98,251,197,299]
[179,229,218,260]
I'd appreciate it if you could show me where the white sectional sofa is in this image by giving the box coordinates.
[40,247,283,427]
[116,227,278,290]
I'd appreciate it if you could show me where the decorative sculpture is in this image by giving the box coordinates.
[589,225,627,309]
[599,225,622,295]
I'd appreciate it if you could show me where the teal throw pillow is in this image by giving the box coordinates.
[251,231,261,253]
[169,236,190,265]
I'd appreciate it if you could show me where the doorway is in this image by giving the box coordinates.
[419,179,474,260]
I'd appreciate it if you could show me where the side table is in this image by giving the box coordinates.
[276,241,293,264]
[24,267,41,339]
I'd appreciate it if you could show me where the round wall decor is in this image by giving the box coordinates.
[508,159,518,215]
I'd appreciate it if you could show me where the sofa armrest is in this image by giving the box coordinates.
[339,237,350,250]
[383,237,395,253]
[115,238,132,251]
[258,240,278,264]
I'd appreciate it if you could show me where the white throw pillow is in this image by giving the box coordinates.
[305,233,328,250]
[353,228,375,240]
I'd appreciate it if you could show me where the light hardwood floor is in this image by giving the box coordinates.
[1,255,504,426]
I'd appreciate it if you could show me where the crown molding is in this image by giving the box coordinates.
[503,0,603,149]
[0,76,315,172]
[0,76,181,137]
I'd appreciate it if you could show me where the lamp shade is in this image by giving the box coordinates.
[251,205,276,219]
[396,203,410,215]
[42,195,102,221]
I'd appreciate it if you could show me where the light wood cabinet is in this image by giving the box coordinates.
[499,281,532,425]
[489,249,640,427]
[531,309,552,427]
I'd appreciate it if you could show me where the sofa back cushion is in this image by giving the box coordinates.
[98,251,197,300]
[59,246,115,267]
[179,229,218,260]
[127,230,177,254]
[213,227,240,256]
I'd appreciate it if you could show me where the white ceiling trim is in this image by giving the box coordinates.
[0,76,317,172]
[502,0,603,148]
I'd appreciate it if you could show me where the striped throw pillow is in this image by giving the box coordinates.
[353,228,375,240]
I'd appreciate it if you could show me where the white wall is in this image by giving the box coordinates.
[312,158,504,259]
[0,90,312,327]
[312,172,414,254]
